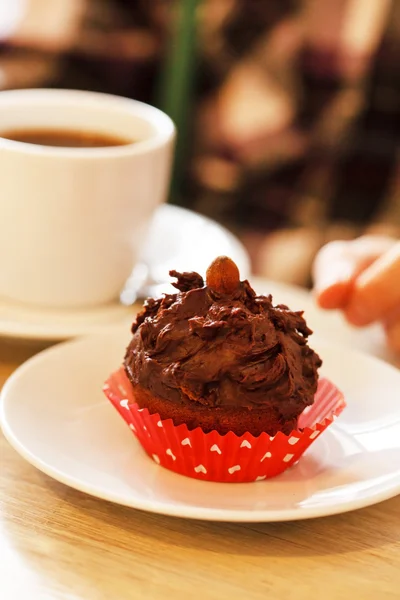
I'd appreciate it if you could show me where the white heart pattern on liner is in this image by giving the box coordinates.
[210,444,222,454]
[288,436,300,445]
[194,464,207,474]
[283,453,294,463]
[228,465,241,474]
[166,449,176,461]
[181,438,191,447]
[157,420,163,428]
[260,451,272,462]
[240,440,252,449]
[120,399,129,409]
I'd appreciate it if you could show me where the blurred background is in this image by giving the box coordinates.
[1,0,399,288]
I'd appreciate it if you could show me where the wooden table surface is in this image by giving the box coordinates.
[1,336,400,600]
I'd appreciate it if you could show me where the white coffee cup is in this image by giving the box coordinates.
[0,89,175,309]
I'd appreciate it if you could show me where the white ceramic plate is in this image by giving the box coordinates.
[1,328,400,522]
[0,205,250,341]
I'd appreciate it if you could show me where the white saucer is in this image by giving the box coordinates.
[2,327,400,522]
[0,205,250,341]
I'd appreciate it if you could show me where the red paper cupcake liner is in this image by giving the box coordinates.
[103,368,346,483]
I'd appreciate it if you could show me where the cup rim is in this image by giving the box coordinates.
[0,88,175,158]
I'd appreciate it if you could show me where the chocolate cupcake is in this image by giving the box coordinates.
[124,257,322,437]
[104,257,345,483]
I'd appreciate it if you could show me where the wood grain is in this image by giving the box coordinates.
[1,338,400,600]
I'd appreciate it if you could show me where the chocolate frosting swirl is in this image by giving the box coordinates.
[124,270,322,420]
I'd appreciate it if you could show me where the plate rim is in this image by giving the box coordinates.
[1,332,400,522]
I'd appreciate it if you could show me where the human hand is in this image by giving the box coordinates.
[313,235,400,352]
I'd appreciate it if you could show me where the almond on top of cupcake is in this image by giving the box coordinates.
[123,256,322,437]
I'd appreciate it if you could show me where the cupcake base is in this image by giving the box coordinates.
[129,384,298,437]
[104,369,346,483]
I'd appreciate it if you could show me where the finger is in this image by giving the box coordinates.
[384,310,400,354]
[314,262,356,309]
[313,236,394,310]
[313,242,356,309]
[381,305,400,354]
[385,321,400,354]
[345,242,400,326]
